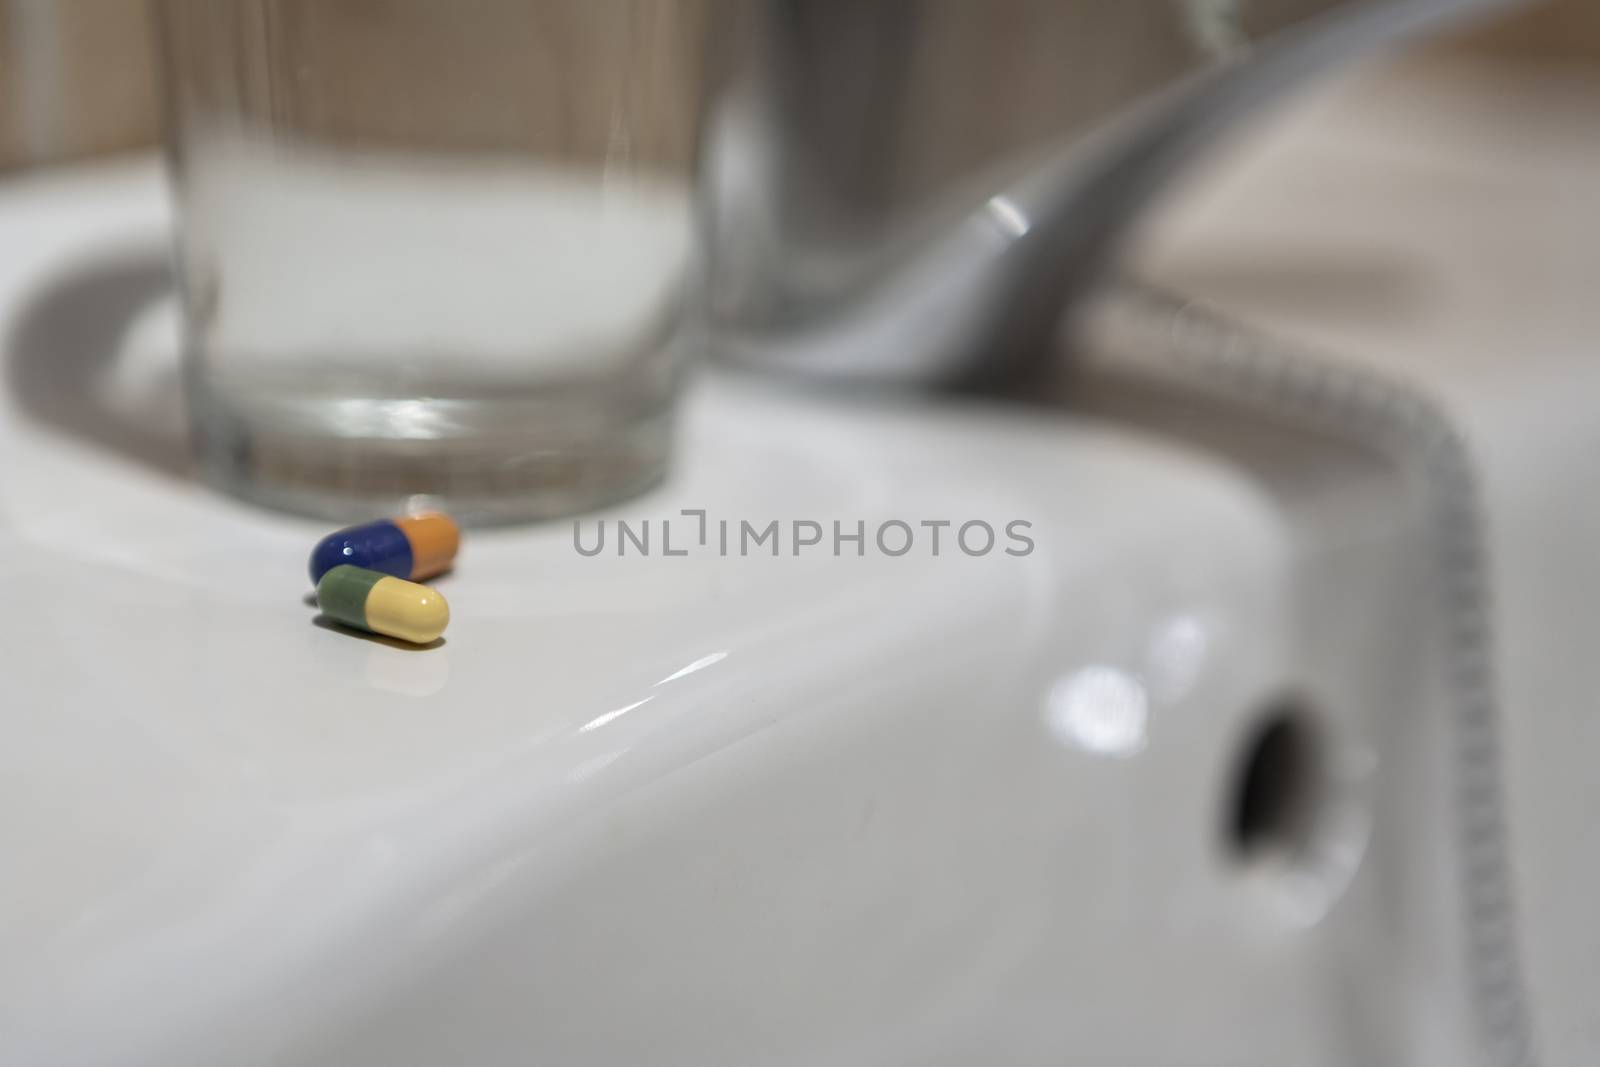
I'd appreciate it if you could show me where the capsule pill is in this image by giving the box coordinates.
[317,565,450,645]
[309,512,460,585]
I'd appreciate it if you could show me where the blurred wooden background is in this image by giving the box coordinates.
[1,0,1598,173]
[1445,0,1600,61]
[155,0,706,168]
[0,0,159,169]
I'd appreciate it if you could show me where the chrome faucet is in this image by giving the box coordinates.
[702,0,1521,389]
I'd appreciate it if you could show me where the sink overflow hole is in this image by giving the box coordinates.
[1226,704,1323,862]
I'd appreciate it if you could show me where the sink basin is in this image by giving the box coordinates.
[0,358,1474,1066]
[0,160,1504,1066]
[5,50,1599,1063]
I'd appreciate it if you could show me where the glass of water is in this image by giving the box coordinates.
[155,0,707,523]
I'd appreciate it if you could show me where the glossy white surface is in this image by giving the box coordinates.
[1137,53,1600,1063]
[0,160,1427,1065]
[1,52,1596,1066]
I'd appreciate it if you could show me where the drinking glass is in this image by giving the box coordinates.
[155,0,707,523]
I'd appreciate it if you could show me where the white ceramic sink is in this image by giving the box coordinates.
[0,162,1503,1067]
[3,53,1598,1066]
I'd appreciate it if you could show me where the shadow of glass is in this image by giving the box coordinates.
[5,245,190,478]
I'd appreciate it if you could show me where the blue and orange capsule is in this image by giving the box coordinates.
[309,512,460,586]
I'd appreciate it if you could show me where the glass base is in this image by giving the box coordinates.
[189,385,672,526]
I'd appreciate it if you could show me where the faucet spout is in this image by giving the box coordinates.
[703,0,1523,390]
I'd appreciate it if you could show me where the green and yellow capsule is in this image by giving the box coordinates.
[317,565,449,645]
